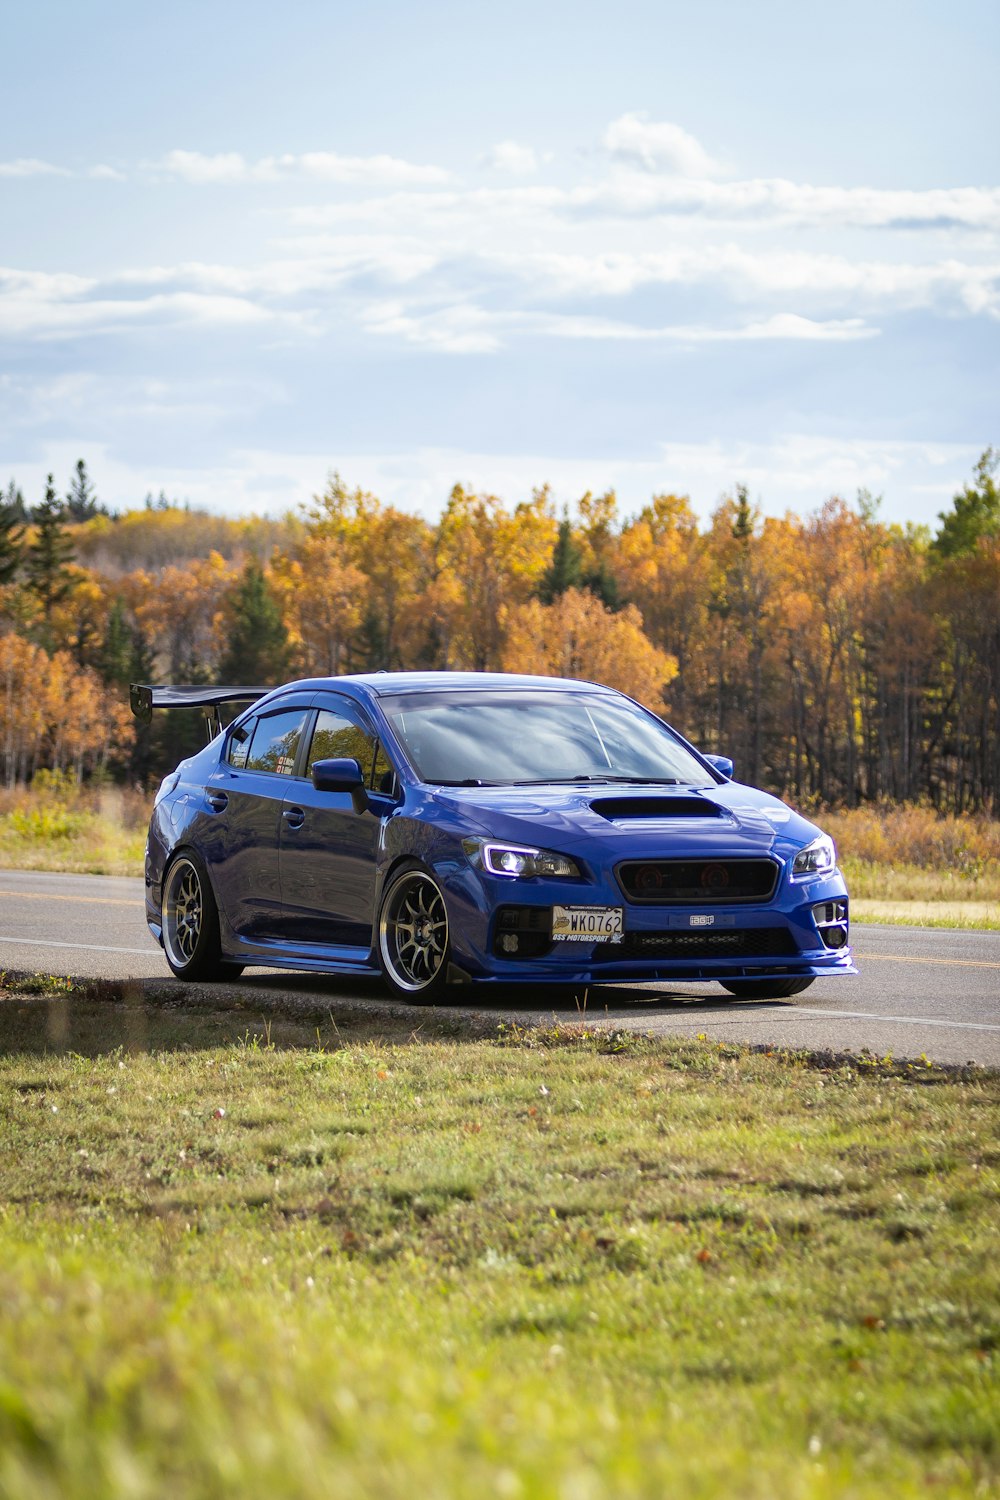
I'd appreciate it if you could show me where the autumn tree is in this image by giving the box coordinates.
[502,588,677,711]
[0,633,131,784]
[433,484,555,670]
[270,534,367,675]
[701,487,778,786]
[130,551,237,680]
[309,475,431,667]
[576,489,624,609]
[617,492,709,728]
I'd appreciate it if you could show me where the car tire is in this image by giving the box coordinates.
[161,851,238,981]
[720,977,815,1000]
[377,862,451,1003]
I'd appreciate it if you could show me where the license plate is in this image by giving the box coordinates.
[552,905,623,943]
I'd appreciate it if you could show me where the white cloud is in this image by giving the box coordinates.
[87,164,127,181]
[483,141,539,175]
[0,268,275,339]
[287,170,1000,239]
[602,113,726,177]
[151,148,452,187]
[489,247,1000,319]
[360,300,879,352]
[361,301,503,353]
[576,173,1000,232]
[0,158,71,178]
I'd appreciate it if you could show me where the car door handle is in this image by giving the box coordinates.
[206,791,228,812]
[283,807,305,830]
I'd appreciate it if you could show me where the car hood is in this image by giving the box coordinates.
[427,781,819,859]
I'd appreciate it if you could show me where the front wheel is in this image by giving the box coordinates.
[378,863,451,1003]
[161,852,235,981]
[721,977,815,1000]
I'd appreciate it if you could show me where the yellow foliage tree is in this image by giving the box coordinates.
[433,485,557,670]
[501,588,677,711]
[309,476,431,667]
[129,551,237,678]
[0,633,132,784]
[270,535,368,676]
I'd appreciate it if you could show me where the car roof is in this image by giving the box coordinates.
[274,672,619,699]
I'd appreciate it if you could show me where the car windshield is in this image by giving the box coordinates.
[379,690,713,787]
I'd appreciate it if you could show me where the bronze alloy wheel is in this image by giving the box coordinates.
[160,852,239,981]
[162,855,205,971]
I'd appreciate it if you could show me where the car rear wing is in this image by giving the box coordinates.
[130,684,271,741]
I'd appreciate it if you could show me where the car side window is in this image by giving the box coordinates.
[307,707,378,783]
[226,717,256,768]
[243,709,309,776]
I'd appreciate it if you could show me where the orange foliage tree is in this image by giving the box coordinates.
[0,633,132,785]
[502,588,677,711]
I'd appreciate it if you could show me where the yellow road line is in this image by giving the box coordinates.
[862,953,1000,970]
[1,890,139,909]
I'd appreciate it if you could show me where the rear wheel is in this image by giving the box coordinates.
[161,852,239,981]
[721,977,815,1000]
[378,863,450,1003]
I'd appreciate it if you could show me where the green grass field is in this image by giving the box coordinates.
[1,982,997,1499]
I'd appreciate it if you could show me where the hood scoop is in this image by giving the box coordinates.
[590,796,725,822]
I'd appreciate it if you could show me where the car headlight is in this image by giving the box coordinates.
[462,838,581,879]
[791,834,837,879]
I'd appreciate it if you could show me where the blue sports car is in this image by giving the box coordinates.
[132,672,855,1002]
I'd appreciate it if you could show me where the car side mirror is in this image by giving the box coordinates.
[704,754,734,779]
[311,757,369,814]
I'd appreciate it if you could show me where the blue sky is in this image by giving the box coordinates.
[2,0,998,527]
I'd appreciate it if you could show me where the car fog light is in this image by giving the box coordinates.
[813,898,849,950]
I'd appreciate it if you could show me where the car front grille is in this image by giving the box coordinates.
[594,927,798,961]
[616,857,779,904]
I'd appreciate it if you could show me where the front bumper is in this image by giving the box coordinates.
[443,864,857,986]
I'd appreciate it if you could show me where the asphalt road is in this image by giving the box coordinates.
[1,868,998,1066]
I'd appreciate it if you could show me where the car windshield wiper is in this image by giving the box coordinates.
[597,776,688,785]
[430,778,502,787]
[511,775,687,786]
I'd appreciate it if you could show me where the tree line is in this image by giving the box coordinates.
[1,453,998,810]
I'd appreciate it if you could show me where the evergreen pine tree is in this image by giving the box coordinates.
[27,475,74,635]
[359,604,388,670]
[99,598,135,685]
[581,559,623,611]
[217,560,289,684]
[731,483,755,542]
[933,448,1000,558]
[538,515,584,603]
[65,458,101,521]
[3,478,28,521]
[0,480,25,586]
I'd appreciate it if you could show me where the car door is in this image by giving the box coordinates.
[204,702,313,942]
[277,695,391,950]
